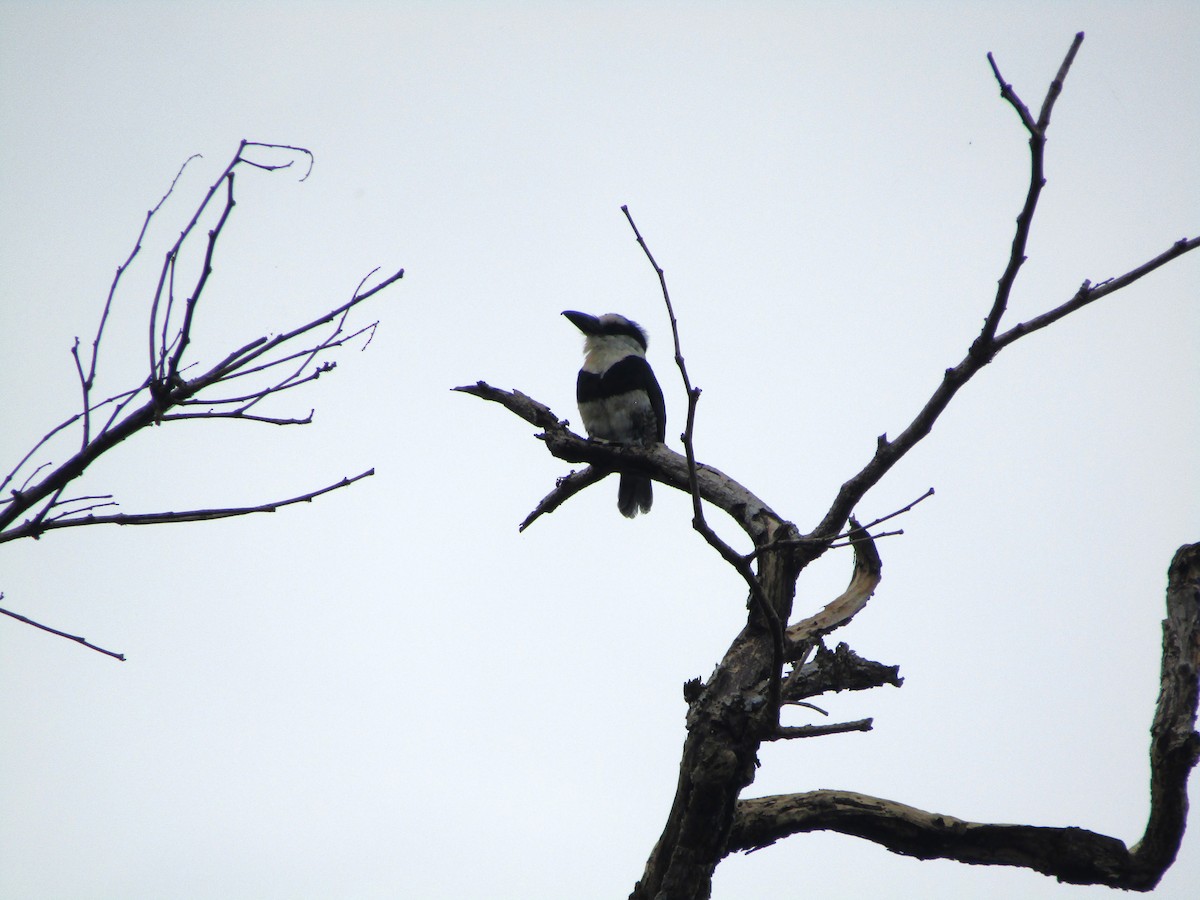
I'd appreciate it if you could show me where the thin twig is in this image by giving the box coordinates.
[827,528,902,549]
[2,144,402,542]
[45,496,119,522]
[167,172,237,379]
[621,203,785,728]
[99,379,153,437]
[976,32,1084,353]
[180,362,336,406]
[213,322,377,385]
[1,470,374,543]
[240,141,315,181]
[0,599,126,661]
[94,152,202,392]
[854,487,935,533]
[788,700,829,716]
[70,338,91,449]
[16,462,52,495]
[147,149,252,384]
[159,410,315,426]
[747,488,932,563]
[995,236,1200,350]
[200,268,401,382]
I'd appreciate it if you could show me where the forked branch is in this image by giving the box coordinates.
[805,33,1196,552]
[1,141,402,656]
[729,543,1200,891]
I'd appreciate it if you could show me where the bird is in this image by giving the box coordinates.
[562,310,666,518]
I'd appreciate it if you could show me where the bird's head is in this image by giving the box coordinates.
[562,311,649,358]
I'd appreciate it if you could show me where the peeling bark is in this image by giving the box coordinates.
[727,544,1200,892]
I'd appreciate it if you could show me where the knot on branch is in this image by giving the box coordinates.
[967,335,997,365]
[696,744,742,784]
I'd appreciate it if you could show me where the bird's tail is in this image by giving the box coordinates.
[618,474,653,518]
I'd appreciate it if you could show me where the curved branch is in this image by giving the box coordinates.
[729,542,1200,891]
[730,790,1134,883]
[1135,542,1200,874]
[453,381,786,546]
[785,520,882,652]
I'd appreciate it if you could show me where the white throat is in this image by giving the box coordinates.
[582,333,645,373]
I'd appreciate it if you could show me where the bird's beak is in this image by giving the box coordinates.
[562,310,600,334]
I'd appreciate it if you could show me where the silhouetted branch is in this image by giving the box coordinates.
[0,597,126,662]
[160,410,315,426]
[1,144,401,541]
[517,466,607,532]
[730,543,1199,891]
[1,471,374,544]
[804,34,1197,553]
[44,495,118,522]
[454,382,784,545]
[994,235,1200,351]
[622,202,784,728]
[978,31,1083,348]
[2,141,402,655]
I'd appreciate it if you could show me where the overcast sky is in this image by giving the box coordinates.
[1,3,1197,898]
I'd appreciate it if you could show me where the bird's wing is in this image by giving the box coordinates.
[594,356,665,442]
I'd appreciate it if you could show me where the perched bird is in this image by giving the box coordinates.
[562,310,666,518]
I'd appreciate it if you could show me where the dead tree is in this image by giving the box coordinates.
[459,34,1198,898]
[0,141,403,660]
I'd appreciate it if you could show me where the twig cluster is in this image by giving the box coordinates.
[1,140,404,658]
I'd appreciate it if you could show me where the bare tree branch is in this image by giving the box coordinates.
[453,382,785,546]
[159,410,315,426]
[785,521,882,652]
[803,36,1196,553]
[622,203,786,730]
[517,466,608,532]
[768,719,873,742]
[0,597,126,662]
[781,641,903,706]
[994,235,1200,351]
[1,144,401,541]
[978,32,1084,348]
[1,471,373,544]
[729,542,1199,891]
[2,141,402,655]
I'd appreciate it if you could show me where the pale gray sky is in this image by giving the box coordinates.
[1,3,1197,898]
